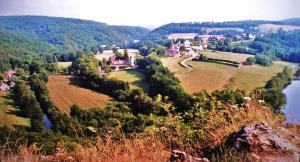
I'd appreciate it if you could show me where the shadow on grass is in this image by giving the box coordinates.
[1,93,27,119]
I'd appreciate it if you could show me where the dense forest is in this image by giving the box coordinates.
[0,16,149,55]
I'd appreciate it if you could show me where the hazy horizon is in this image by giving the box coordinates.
[0,0,300,28]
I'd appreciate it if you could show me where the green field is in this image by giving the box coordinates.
[161,53,297,94]
[0,92,30,128]
[55,61,72,69]
[199,50,253,63]
[108,70,149,91]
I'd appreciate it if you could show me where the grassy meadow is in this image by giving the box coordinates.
[55,61,72,69]
[0,92,30,128]
[47,75,112,114]
[199,50,253,63]
[161,52,297,94]
[108,70,149,91]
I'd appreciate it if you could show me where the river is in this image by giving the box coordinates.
[282,76,300,124]
[43,115,52,130]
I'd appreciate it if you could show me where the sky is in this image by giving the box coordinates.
[0,0,299,28]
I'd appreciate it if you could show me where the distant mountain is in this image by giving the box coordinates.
[0,16,150,55]
[145,19,300,43]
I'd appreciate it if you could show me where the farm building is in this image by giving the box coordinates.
[109,54,135,71]
[0,83,10,91]
[0,69,17,91]
[165,43,181,57]
[3,69,17,80]
[186,50,197,57]
[184,40,191,47]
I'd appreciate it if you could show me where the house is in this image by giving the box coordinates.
[98,67,106,75]
[165,43,181,57]
[3,69,17,80]
[184,40,191,47]
[191,45,204,51]
[0,83,10,91]
[109,54,135,71]
[198,35,225,42]
[133,40,140,43]
[186,50,197,57]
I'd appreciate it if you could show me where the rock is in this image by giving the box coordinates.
[226,123,300,162]
[170,150,210,162]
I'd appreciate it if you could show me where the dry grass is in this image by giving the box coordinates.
[258,24,300,33]
[204,101,282,148]
[0,92,30,128]
[0,134,170,162]
[161,54,297,94]
[46,75,112,114]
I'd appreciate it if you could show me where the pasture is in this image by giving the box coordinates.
[0,91,30,128]
[55,61,72,69]
[161,52,297,94]
[199,50,253,63]
[258,24,300,33]
[108,70,149,91]
[47,75,112,114]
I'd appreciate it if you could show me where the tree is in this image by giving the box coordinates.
[124,49,129,59]
[112,47,118,54]
[245,57,256,65]
[255,54,272,66]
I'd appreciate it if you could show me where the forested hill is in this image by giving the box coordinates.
[146,19,300,43]
[0,16,150,55]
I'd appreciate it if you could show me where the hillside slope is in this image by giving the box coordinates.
[0,16,150,54]
[146,19,300,43]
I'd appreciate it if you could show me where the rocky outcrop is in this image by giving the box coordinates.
[170,150,210,162]
[226,123,300,162]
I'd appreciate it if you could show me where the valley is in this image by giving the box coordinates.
[0,15,300,162]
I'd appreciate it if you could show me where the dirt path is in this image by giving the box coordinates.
[179,56,196,72]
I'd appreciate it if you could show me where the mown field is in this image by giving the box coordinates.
[47,75,112,114]
[0,91,30,128]
[258,24,300,33]
[108,70,149,91]
[55,61,72,69]
[161,52,297,94]
[199,50,253,63]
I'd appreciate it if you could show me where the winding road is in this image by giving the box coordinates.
[179,56,196,72]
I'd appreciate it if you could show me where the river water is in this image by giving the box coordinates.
[282,77,300,124]
[43,115,52,130]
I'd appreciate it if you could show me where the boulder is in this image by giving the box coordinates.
[170,150,210,162]
[226,123,299,162]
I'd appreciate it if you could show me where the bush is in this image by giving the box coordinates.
[245,57,256,65]
[255,54,272,66]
